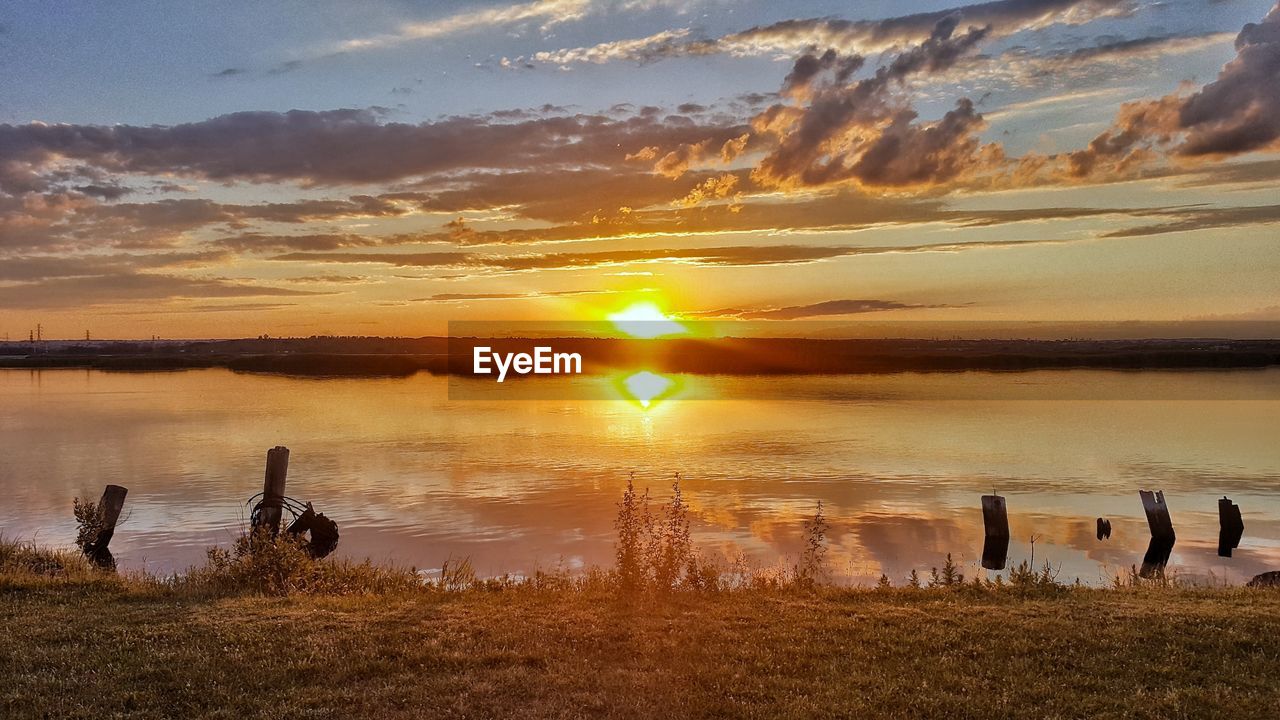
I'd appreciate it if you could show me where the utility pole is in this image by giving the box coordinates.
[85,330,90,341]
[36,323,42,342]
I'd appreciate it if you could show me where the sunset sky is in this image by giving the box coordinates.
[2,0,1279,338]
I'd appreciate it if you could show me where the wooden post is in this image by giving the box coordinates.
[981,494,1010,571]
[1218,496,1244,558]
[1139,490,1175,578]
[1139,490,1175,541]
[255,446,289,536]
[90,485,128,566]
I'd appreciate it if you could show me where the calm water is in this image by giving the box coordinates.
[1,368,1278,585]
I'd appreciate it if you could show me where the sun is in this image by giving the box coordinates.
[607,302,687,339]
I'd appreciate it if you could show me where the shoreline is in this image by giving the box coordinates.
[3,337,1279,377]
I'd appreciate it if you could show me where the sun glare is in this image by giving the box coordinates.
[620,371,675,409]
[607,302,687,338]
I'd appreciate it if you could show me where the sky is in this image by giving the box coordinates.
[1,0,1279,339]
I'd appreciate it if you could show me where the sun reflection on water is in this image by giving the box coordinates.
[619,370,676,409]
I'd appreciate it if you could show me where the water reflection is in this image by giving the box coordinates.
[1,368,1278,584]
[618,371,676,409]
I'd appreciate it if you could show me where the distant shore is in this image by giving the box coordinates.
[2,336,1279,377]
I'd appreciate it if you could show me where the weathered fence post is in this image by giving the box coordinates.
[1218,496,1244,558]
[88,484,129,566]
[1139,489,1175,578]
[254,446,290,536]
[981,494,1010,571]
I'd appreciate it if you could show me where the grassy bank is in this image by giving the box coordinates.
[3,575,1279,719]
[3,542,1280,719]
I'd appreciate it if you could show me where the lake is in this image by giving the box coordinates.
[1,367,1277,585]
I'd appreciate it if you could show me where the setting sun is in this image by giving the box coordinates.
[607,303,687,339]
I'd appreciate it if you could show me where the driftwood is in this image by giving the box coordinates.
[980,494,1010,571]
[1218,497,1244,558]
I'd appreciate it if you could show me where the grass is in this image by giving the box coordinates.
[3,573,1279,719]
[2,480,1279,718]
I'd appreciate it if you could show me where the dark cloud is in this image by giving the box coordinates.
[1172,158,1280,187]
[1068,3,1280,178]
[0,192,421,253]
[0,273,327,309]
[72,183,133,200]
[781,50,864,99]
[752,18,995,188]
[699,299,952,320]
[210,233,383,252]
[1176,3,1280,156]
[1101,203,1280,238]
[0,251,229,282]
[0,108,745,190]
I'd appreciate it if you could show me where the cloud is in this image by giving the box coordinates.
[270,235,1085,274]
[1176,3,1280,157]
[1067,3,1280,178]
[0,251,229,282]
[750,18,997,189]
[527,28,696,66]
[336,0,594,53]
[957,32,1234,93]
[210,233,383,252]
[0,108,745,190]
[523,0,1135,66]
[253,189,1147,251]
[697,298,952,320]
[412,289,618,302]
[1101,203,1280,238]
[0,273,327,309]
[72,183,133,200]
[0,191,426,253]
[182,302,299,313]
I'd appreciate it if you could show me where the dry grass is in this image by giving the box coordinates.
[2,575,1279,719]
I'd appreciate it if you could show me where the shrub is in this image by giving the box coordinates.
[793,501,829,588]
[178,529,421,597]
[0,537,97,578]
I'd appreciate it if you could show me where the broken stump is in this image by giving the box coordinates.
[1218,496,1244,558]
[981,494,1010,571]
[1138,490,1175,578]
